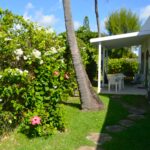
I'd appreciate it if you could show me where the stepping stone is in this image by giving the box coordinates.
[122,104,146,115]
[127,108,146,115]
[128,114,145,121]
[86,133,112,145]
[119,119,134,127]
[77,146,96,150]
[111,95,121,99]
[105,125,125,132]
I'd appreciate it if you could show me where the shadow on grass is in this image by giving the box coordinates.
[61,101,81,109]
[96,95,150,150]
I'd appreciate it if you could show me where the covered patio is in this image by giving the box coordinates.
[90,17,150,95]
[100,84,147,95]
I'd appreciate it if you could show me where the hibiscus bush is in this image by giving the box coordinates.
[0,9,76,137]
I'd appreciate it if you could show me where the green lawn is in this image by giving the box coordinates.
[0,95,149,150]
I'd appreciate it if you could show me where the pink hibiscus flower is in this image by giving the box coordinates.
[31,116,41,125]
[64,73,69,80]
[53,71,59,76]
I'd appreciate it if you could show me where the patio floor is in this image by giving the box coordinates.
[100,84,147,95]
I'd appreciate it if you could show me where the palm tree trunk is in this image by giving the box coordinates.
[95,0,101,36]
[62,0,103,110]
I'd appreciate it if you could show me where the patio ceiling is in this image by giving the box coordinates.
[90,30,150,49]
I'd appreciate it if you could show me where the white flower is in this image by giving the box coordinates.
[15,68,19,71]
[51,47,57,54]
[40,60,44,64]
[8,119,12,124]
[53,86,57,89]
[0,75,2,79]
[0,99,2,102]
[14,48,23,57]
[15,24,21,30]
[32,49,41,59]
[4,37,12,41]
[15,68,23,74]
[19,69,23,74]
[24,70,28,74]
[23,56,28,60]
[16,56,20,61]
[60,59,64,63]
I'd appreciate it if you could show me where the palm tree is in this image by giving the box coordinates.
[62,0,103,110]
[95,0,101,36]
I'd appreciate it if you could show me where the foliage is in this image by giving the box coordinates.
[108,48,138,59]
[105,8,141,35]
[76,26,98,44]
[76,26,98,82]
[60,28,98,83]
[61,16,100,83]
[105,8,141,58]
[0,9,76,137]
[83,16,90,31]
[107,58,138,76]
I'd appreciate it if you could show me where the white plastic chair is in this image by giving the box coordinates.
[116,73,125,90]
[107,74,120,92]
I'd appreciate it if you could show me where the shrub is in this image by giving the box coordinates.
[0,9,76,137]
[108,58,138,76]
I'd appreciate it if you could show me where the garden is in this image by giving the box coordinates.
[0,8,149,150]
[0,95,150,150]
[0,9,76,138]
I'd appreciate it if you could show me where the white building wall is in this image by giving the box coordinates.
[140,16,150,32]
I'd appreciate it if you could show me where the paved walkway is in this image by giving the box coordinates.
[77,98,147,150]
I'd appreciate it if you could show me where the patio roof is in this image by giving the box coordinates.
[90,16,150,49]
[90,31,150,49]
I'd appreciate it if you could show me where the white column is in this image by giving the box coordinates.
[98,43,102,93]
[138,46,141,73]
[102,48,105,87]
[138,46,141,64]
[106,50,108,73]
[144,48,146,76]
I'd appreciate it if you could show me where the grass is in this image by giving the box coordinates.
[102,95,150,150]
[0,95,149,150]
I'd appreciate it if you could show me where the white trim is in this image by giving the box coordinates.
[98,43,101,93]
[90,31,150,44]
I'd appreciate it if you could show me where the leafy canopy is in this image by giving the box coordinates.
[105,8,141,35]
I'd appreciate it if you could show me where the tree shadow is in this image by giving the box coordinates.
[95,95,150,150]
[61,100,81,109]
